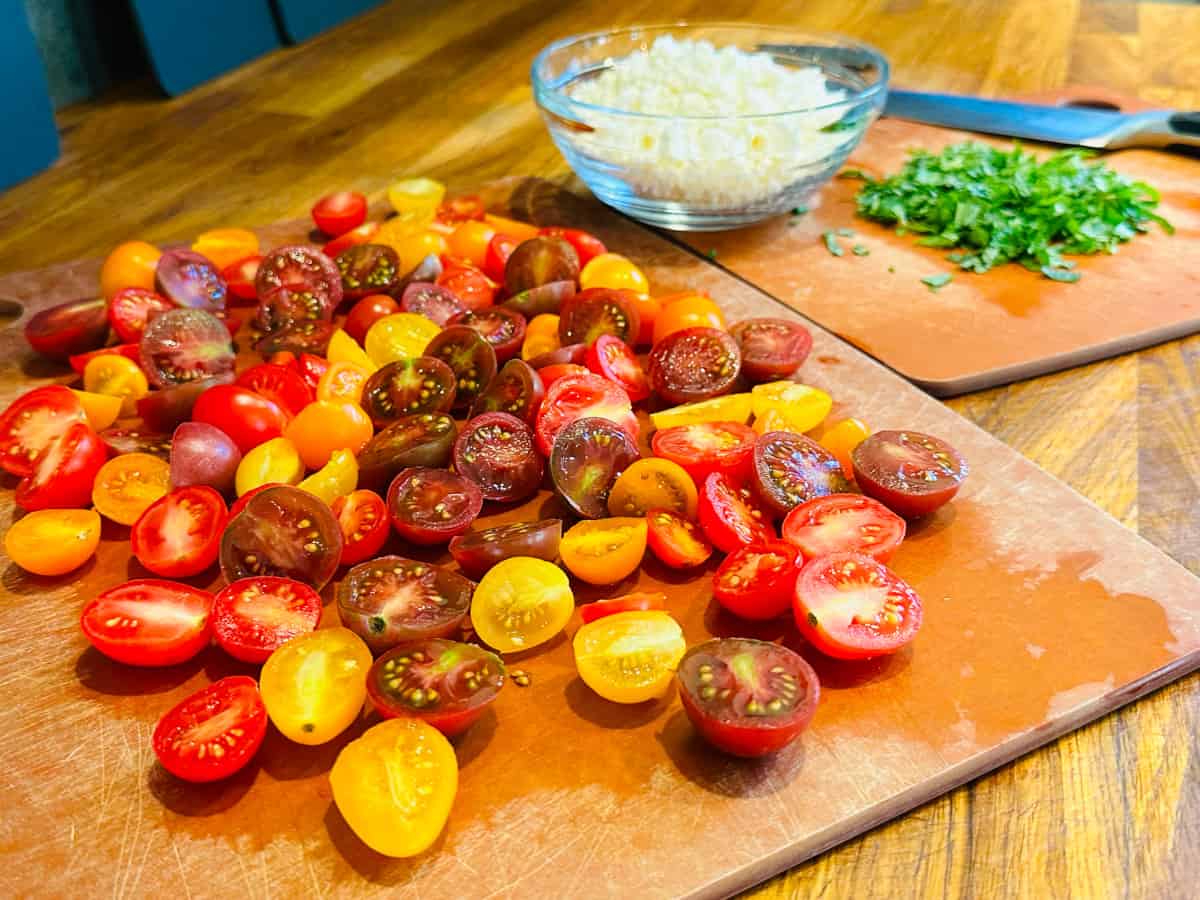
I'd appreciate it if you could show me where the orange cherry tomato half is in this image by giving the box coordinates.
[5,508,101,576]
[579,252,649,294]
[652,293,726,345]
[91,452,171,525]
[284,400,373,469]
[100,241,161,300]
[483,213,540,243]
[818,417,871,480]
[190,228,260,270]
[447,220,497,269]
[317,361,371,404]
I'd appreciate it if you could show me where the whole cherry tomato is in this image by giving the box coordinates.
[285,400,373,469]
[192,384,289,453]
[100,241,161,299]
[437,262,497,311]
[345,294,400,343]
[653,293,726,345]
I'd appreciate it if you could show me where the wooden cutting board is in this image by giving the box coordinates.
[1,179,1199,899]
[676,93,1200,397]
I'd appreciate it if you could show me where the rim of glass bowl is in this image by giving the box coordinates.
[531,22,890,123]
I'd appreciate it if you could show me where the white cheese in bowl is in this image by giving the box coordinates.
[567,36,850,208]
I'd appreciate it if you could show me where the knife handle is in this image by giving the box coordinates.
[1111,111,1200,151]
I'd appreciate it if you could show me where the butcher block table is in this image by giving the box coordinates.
[1,1,1198,897]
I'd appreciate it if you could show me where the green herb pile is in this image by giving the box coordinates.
[846,143,1172,283]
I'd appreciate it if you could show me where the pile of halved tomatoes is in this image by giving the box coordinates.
[0,178,968,858]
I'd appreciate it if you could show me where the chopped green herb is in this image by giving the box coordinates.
[852,245,870,256]
[838,169,870,181]
[707,248,718,260]
[887,265,896,273]
[921,273,953,291]
[822,232,844,257]
[854,142,1172,283]
[791,205,809,216]
[836,228,856,237]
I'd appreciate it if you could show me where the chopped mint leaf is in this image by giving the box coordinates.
[921,273,953,291]
[836,228,855,237]
[791,205,809,216]
[1042,266,1081,283]
[852,245,870,256]
[822,232,844,257]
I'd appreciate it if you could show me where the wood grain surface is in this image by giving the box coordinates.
[0,1,1197,897]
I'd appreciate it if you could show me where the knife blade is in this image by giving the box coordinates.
[884,89,1200,151]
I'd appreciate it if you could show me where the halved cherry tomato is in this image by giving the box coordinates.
[316,360,371,404]
[323,222,380,258]
[365,312,442,366]
[155,249,227,312]
[630,292,662,346]
[483,213,540,243]
[68,342,142,376]
[436,261,498,311]
[90,451,170,523]
[586,334,649,402]
[539,226,607,268]
[851,430,968,518]
[649,394,754,430]
[336,243,402,300]
[0,385,86,477]
[503,236,580,296]
[645,509,712,569]
[236,363,314,417]
[100,241,161,299]
[5,508,101,576]
[447,220,497,268]
[331,718,458,858]
[285,400,373,469]
[559,288,641,347]
[81,579,214,666]
[782,494,906,564]
[327,328,377,372]
[697,471,774,554]
[484,232,518,282]
[296,448,358,505]
[607,458,698,518]
[652,293,725,345]
[453,412,543,503]
[470,556,573,653]
[579,591,667,625]
[400,282,464,326]
[437,194,486,225]
[153,676,267,782]
[345,294,400,343]
[220,485,343,589]
[648,327,741,407]
[261,627,372,744]
[730,318,812,382]
[367,638,504,736]
[337,555,473,653]
[108,287,172,343]
[24,297,109,359]
[131,485,228,578]
[794,552,923,659]
[819,417,871,480]
[751,381,833,435]
[574,610,686,703]
[387,466,482,545]
[538,362,588,388]
[228,481,284,519]
[560,517,647,586]
[221,254,262,302]
[712,541,802,620]
[677,638,819,757]
[212,576,323,663]
[192,384,288,453]
[469,358,545,424]
[549,416,640,519]
[332,489,390,566]
[534,372,637,458]
[16,421,106,512]
[294,352,330,391]
[190,227,259,271]
[752,431,851,515]
[357,413,457,492]
[234,436,305,496]
[521,313,561,361]
[580,252,648,294]
[448,519,562,579]
[387,177,445,228]
[83,353,148,415]
[379,227,449,274]
[312,191,368,236]
[650,421,757,483]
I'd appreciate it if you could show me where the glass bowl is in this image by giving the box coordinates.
[531,23,889,231]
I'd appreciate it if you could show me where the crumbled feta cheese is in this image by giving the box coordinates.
[567,36,850,209]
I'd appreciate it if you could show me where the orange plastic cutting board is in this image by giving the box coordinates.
[676,92,1200,396]
[1,180,1198,898]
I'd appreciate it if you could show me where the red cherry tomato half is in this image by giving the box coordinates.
[0,385,87,477]
[191,384,288,453]
[586,334,649,402]
[651,421,757,484]
[16,422,107,511]
[131,485,228,578]
[80,579,214,667]
[312,190,368,237]
[712,541,802,621]
[235,363,314,418]
[648,327,741,407]
[108,287,173,343]
[436,195,486,225]
[221,255,263,303]
[539,226,607,268]
[293,353,330,392]
[332,489,390,566]
[483,233,518,283]
[345,294,401,343]
[212,576,323,664]
[534,372,636,457]
[323,222,380,258]
[152,676,268,782]
[228,481,284,519]
[387,467,482,545]
[793,552,923,660]
[851,430,968,518]
[676,638,819,757]
[68,342,142,375]
[729,318,813,383]
[781,493,906,564]
[578,591,667,625]
[436,262,498,311]
[697,471,775,554]
[646,508,713,569]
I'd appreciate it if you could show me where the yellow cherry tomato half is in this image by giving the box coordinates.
[296,449,358,506]
[284,401,373,470]
[521,313,561,361]
[70,389,122,431]
[83,353,148,415]
[326,328,379,373]
[648,393,754,430]
[317,360,371,404]
[386,177,445,231]
[574,610,686,703]
[559,517,648,586]
[4,508,102,576]
[750,381,832,435]
[470,557,574,653]
[579,252,649,294]
[235,436,305,496]
[447,220,496,268]
[331,718,458,858]
[190,227,260,270]
[652,293,726,345]
[91,452,170,525]
[364,313,442,367]
[606,458,698,519]
[374,223,448,272]
[261,627,372,745]
[818,417,871,480]
[100,240,161,299]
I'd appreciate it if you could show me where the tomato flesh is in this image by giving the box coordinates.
[0,385,87,477]
[574,610,686,703]
[332,490,390,566]
[851,430,968,518]
[17,421,107,512]
[697,472,775,554]
[260,627,372,745]
[753,431,852,516]
[131,485,228,578]
[550,416,641,520]
[81,579,214,667]
[212,576,323,663]
[153,676,268,782]
[387,467,483,545]
[220,485,343,589]
[236,363,314,418]
[470,557,573,653]
[453,412,543,503]
[648,327,741,407]
[781,493,906,564]
[651,421,756,484]
[586,334,649,402]
[535,372,637,458]
[712,541,802,620]
[645,508,712,569]
[729,318,813,382]
[448,519,562,579]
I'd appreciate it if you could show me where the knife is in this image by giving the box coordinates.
[884,89,1200,151]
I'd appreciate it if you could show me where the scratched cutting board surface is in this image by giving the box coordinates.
[676,100,1200,397]
[1,179,1199,899]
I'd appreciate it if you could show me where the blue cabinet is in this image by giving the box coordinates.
[1,1,59,190]
[271,0,387,44]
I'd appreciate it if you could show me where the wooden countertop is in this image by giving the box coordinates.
[1,1,1197,896]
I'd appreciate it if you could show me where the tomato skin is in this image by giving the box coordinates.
[712,542,802,620]
[236,363,314,417]
[101,241,161,300]
[447,220,497,268]
[650,421,756,484]
[260,627,372,745]
[16,422,107,511]
[437,194,486,225]
[221,254,262,302]
[579,591,667,624]
[192,384,288,454]
[294,353,330,391]
[68,342,142,375]
[483,233,518,282]
[538,362,588,388]
[345,294,400,343]
[285,400,374,470]
[586,334,649,402]
[697,472,775,554]
[331,490,390,565]
[448,519,562,579]
[312,191,368,236]
[5,508,101,576]
[131,486,228,578]
[153,676,268,783]
[24,297,110,359]
[579,252,648,294]
[652,293,726,345]
[781,494,906,564]
[539,227,607,268]
[0,384,87,477]
[212,576,324,664]
[645,509,712,569]
[852,430,968,518]
[730,317,813,382]
[80,579,214,667]
[437,262,498,311]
